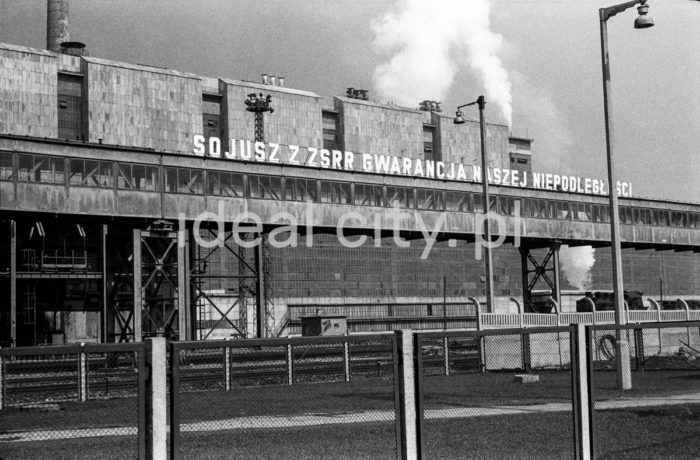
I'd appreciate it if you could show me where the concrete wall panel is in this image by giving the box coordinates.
[0,44,58,138]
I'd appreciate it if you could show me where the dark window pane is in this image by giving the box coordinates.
[0,152,13,181]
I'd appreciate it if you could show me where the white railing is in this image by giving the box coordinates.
[481,313,521,328]
[477,305,698,329]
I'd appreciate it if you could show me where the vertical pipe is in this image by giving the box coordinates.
[133,230,142,342]
[10,220,17,347]
[519,246,530,312]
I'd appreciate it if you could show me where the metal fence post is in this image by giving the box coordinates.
[395,330,420,460]
[79,342,87,402]
[521,333,532,372]
[224,342,231,391]
[146,336,167,460]
[443,336,450,376]
[287,343,293,385]
[343,339,350,382]
[0,351,4,410]
[571,324,594,460]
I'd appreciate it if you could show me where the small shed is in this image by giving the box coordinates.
[301,315,348,336]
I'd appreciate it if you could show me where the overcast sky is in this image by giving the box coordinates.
[1,0,698,203]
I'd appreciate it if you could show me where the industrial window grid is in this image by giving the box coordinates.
[1,151,698,229]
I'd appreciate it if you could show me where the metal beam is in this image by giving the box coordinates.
[177,229,187,341]
[255,237,265,338]
[132,229,142,342]
[102,223,108,344]
[10,220,16,348]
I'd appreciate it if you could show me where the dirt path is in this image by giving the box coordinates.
[2,392,700,442]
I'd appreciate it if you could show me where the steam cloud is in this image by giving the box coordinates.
[559,245,596,290]
[371,0,512,126]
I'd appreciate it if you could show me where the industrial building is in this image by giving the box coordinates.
[1,1,699,346]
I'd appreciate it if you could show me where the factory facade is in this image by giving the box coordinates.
[1,13,699,346]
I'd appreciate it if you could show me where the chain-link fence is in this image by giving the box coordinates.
[170,334,399,460]
[590,321,700,459]
[416,327,575,459]
[0,343,145,460]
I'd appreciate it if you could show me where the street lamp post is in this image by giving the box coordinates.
[599,0,653,390]
[455,96,495,313]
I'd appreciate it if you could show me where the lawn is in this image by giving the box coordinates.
[2,368,700,459]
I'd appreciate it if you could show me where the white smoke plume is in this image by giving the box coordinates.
[371,0,512,126]
[559,245,596,291]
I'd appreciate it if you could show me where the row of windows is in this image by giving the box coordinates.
[1,152,698,229]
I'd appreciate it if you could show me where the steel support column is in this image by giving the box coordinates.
[255,237,265,339]
[101,224,108,344]
[177,230,189,341]
[520,241,562,313]
[10,220,16,348]
[133,229,142,342]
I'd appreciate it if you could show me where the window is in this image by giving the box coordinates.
[0,151,13,181]
[517,158,528,164]
[69,159,114,188]
[202,94,221,140]
[321,181,351,204]
[285,178,318,202]
[416,189,444,211]
[498,196,514,216]
[57,73,84,140]
[117,163,159,191]
[593,204,609,223]
[472,193,484,213]
[322,111,339,151]
[386,186,413,209]
[248,175,282,200]
[423,126,437,161]
[654,209,669,227]
[18,154,65,184]
[164,167,204,194]
[207,170,244,197]
[354,183,384,207]
[446,191,469,212]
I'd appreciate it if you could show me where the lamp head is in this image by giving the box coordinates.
[454,110,466,124]
[634,2,654,29]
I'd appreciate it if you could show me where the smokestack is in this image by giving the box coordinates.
[269,76,277,86]
[262,74,269,85]
[47,0,70,53]
[278,76,284,87]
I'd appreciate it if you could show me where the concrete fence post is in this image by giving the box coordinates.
[678,299,691,345]
[79,342,87,402]
[146,336,167,460]
[571,324,594,460]
[287,343,293,386]
[396,330,419,460]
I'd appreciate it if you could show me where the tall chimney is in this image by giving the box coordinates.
[47,0,70,53]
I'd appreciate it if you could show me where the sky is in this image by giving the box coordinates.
[1,0,698,203]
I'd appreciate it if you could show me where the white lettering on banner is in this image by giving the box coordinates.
[193,137,634,197]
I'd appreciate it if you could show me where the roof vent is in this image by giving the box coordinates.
[346,88,369,100]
